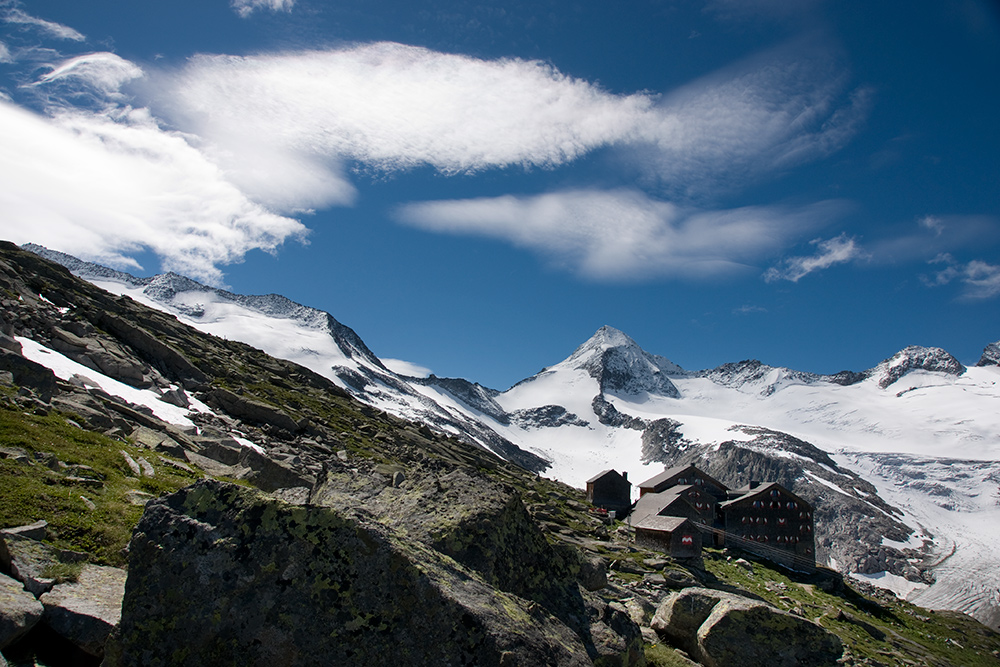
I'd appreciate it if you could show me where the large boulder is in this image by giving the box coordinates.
[112,479,593,666]
[652,587,843,667]
[0,572,43,649]
[314,467,643,665]
[39,564,125,657]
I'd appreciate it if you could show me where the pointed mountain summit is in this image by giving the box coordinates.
[564,326,683,398]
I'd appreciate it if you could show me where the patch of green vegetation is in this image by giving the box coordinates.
[644,642,698,666]
[701,548,1000,666]
[0,401,202,566]
[41,560,85,584]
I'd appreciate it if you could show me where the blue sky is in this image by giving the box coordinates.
[2,0,999,389]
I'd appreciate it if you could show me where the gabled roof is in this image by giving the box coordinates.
[636,464,728,491]
[632,515,693,533]
[719,481,809,509]
[630,489,697,525]
[586,469,628,485]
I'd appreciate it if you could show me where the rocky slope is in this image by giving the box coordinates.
[0,243,998,665]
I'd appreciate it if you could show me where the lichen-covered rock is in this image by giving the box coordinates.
[315,467,642,664]
[0,572,43,649]
[697,597,843,667]
[0,533,88,597]
[115,479,593,666]
[652,587,842,667]
[39,564,125,657]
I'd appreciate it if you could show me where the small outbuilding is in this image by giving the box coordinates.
[633,515,702,565]
[585,469,632,517]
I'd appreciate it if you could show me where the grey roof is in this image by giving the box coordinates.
[636,465,693,489]
[636,464,728,492]
[630,489,695,525]
[720,481,809,509]
[632,515,693,533]
[586,469,627,485]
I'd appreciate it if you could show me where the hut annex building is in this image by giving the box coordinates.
[586,465,816,572]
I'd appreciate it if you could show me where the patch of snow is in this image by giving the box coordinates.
[849,571,929,599]
[232,436,266,455]
[17,337,196,427]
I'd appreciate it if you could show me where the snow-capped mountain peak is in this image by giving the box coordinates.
[873,345,966,389]
[563,325,683,398]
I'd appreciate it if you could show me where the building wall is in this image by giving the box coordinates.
[635,526,702,560]
[723,488,815,571]
[587,475,631,513]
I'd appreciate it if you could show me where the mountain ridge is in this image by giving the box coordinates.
[20,243,1000,631]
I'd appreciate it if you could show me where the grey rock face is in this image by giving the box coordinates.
[0,572,43,649]
[873,345,966,389]
[977,340,1000,366]
[115,480,594,667]
[39,564,125,657]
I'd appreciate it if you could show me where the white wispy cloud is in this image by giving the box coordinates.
[230,0,295,19]
[4,35,869,285]
[0,4,84,41]
[763,233,862,282]
[870,214,1000,263]
[397,190,844,281]
[0,101,307,285]
[34,52,144,106]
[925,255,1000,300]
[0,40,12,63]
[381,358,432,378]
[145,40,863,216]
[633,43,871,196]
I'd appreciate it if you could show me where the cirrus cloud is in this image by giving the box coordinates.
[763,233,863,282]
[397,189,845,281]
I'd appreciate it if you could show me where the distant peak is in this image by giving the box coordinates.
[580,326,637,351]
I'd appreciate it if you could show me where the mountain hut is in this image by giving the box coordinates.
[720,481,815,572]
[633,515,703,565]
[585,469,632,518]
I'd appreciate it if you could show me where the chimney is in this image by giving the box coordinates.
[622,471,628,482]
[749,480,760,489]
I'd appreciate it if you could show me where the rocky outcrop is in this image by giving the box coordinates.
[39,564,125,657]
[977,340,1000,366]
[312,467,643,665]
[874,345,966,389]
[0,533,88,598]
[0,572,43,649]
[651,587,843,667]
[112,480,595,667]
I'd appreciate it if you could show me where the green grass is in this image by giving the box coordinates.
[0,398,202,566]
[699,549,1000,666]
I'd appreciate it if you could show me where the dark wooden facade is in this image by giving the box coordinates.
[637,465,729,501]
[720,482,815,572]
[585,469,632,516]
[633,516,702,563]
